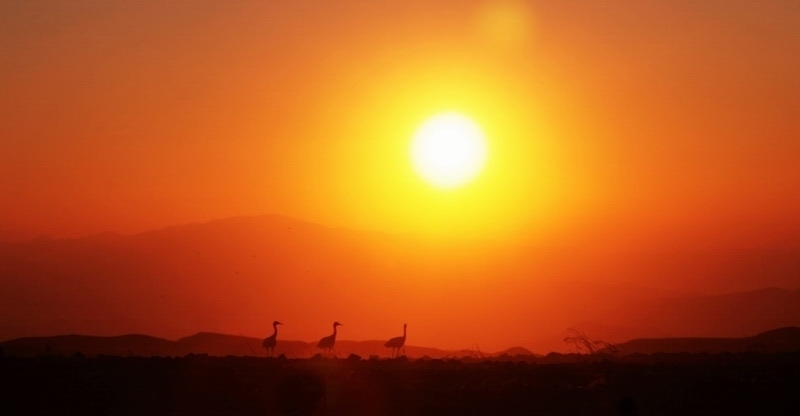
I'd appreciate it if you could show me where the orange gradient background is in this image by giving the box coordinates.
[2,1,800,352]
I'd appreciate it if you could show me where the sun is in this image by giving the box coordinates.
[410,112,488,189]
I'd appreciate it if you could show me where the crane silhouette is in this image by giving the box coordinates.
[384,323,407,357]
[262,321,282,357]
[317,322,342,356]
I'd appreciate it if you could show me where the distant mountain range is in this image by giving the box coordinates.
[0,331,533,359]
[2,214,800,353]
[568,287,800,344]
[2,328,798,358]
[605,326,800,355]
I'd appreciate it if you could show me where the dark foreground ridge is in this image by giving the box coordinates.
[2,352,799,415]
[0,332,523,359]
[4,326,800,358]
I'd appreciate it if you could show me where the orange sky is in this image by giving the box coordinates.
[3,0,798,240]
[2,1,800,351]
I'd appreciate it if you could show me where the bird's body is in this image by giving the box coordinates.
[384,324,407,357]
[317,322,342,356]
[262,321,282,357]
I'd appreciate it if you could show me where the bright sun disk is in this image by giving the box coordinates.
[410,113,487,189]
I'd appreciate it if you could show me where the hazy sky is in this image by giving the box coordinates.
[3,1,800,351]
[2,0,799,241]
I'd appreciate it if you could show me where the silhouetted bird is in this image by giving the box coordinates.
[384,323,407,357]
[263,321,282,357]
[317,322,342,356]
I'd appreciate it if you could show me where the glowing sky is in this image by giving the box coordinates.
[2,1,800,351]
[2,0,797,241]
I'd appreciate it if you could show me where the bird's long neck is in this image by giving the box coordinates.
[272,323,279,337]
[402,325,407,339]
[332,324,338,338]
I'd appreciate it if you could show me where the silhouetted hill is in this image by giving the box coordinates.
[0,332,499,359]
[0,334,177,357]
[5,327,798,358]
[2,214,800,352]
[568,287,800,345]
[176,332,266,356]
[635,287,800,337]
[607,326,800,355]
[492,346,540,358]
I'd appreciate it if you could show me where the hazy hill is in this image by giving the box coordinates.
[627,287,800,338]
[0,332,492,359]
[492,346,538,358]
[568,286,800,342]
[607,326,800,355]
[3,328,798,358]
[0,334,178,357]
[2,214,800,352]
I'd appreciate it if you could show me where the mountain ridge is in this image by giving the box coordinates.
[0,331,531,359]
[605,326,800,355]
[3,214,800,352]
[3,327,799,358]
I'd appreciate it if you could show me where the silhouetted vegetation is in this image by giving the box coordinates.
[1,353,799,415]
[564,328,619,355]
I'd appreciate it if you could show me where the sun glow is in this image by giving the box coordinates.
[410,113,488,189]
